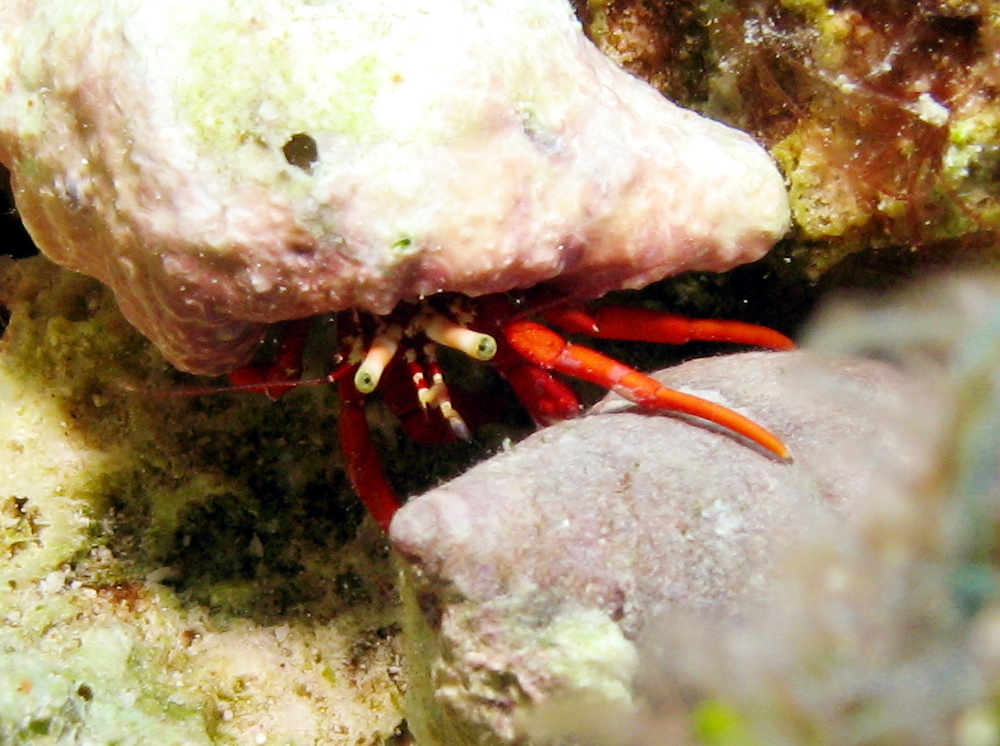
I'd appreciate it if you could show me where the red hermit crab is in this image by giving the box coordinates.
[0,0,793,529]
[230,292,794,529]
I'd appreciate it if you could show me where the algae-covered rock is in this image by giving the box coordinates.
[389,275,1000,746]
[0,256,406,744]
[729,1,1000,276]
[581,0,1000,282]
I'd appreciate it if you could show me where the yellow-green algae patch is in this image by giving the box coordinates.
[167,0,575,168]
[0,257,406,744]
[399,551,643,746]
[581,0,1000,284]
[171,2,385,153]
[517,609,639,746]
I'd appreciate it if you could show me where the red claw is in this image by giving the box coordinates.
[488,337,581,426]
[503,319,792,461]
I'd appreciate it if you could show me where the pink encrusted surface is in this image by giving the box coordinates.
[390,351,930,745]
[391,351,922,633]
[1,0,789,374]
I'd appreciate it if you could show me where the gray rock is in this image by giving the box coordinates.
[391,350,927,746]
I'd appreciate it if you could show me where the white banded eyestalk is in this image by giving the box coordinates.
[354,326,403,393]
[425,315,497,361]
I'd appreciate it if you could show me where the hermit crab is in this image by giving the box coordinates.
[0,0,793,528]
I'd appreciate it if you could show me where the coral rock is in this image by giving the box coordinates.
[390,350,929,746]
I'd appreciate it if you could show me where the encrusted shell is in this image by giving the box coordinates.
[0,0,790,374]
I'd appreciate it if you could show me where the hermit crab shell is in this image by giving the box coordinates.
[0,0,790,375]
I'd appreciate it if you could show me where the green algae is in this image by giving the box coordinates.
[0,257,406,744]
[0,629,209,745]
[175,5,384,152]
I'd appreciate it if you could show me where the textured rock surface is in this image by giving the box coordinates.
[572,0,1000,295]
[391,350,928,746]
[0,0,788,374]
[629,274,1000,746]
[0,257,406,745]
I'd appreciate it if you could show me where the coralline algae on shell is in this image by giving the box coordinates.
[0,0,789,374]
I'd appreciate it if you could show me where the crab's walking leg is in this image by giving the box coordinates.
[227,318,313,399]
[544,306,796,350]
[337,367,403,531]
[489,336,583,426]
[421,344,473,440]
[504,319,792,461]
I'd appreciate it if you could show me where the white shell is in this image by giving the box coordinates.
[0,0,790,373]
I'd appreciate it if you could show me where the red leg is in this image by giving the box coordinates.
[336,368,403,531]
[489,336,581,426]
[378,353,458,445]
[504,319,791,461]
[543,305,795,350]
[227,318,313,399]
[462,293,582,426]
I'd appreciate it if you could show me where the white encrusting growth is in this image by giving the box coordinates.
[0,0,790,375]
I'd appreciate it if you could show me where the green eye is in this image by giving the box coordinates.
[476,335,497,361]
[354,366,379,394]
